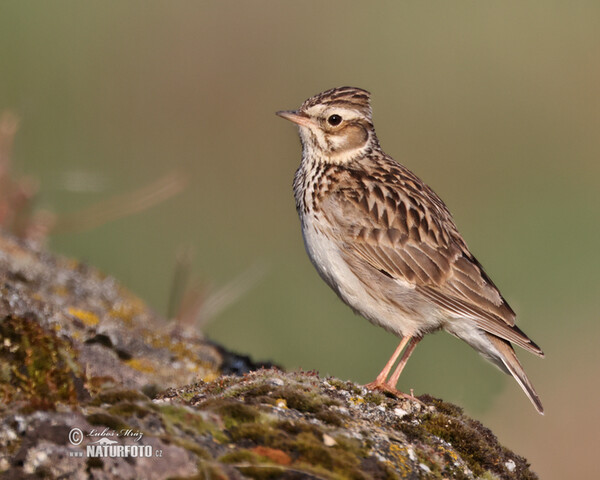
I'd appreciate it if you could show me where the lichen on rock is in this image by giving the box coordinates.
[156,370,538,479]
[0,234,539,479]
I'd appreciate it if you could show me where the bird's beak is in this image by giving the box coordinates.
[276,110,316,128]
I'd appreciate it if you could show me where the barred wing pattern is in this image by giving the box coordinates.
[322,156,543,356]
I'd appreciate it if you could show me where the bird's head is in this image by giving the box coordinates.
[277,86,379,164]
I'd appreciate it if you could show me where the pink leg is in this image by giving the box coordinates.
[364,336,411,390]
[385,337,421,390]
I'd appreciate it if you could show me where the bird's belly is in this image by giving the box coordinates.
[300,215,441,337]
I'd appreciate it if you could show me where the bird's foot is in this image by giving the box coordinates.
[364,381,395,394]
[364,383,426,406]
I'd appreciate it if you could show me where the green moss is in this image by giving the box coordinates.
[229,464,292,480]
[107,401,154,419]
[228,421,280,444]
[292,431,369,480]
[282,386,339,412]
[294,431,339,466]
[168,437,211,459]
[200,398,260,428]
[159,404,205,430]
[313,409,345,426]
[219,449,262,464]
[86,412,131,431]
[135,372,536,479]
[229,380,342,428]
[224,380,273,399]
[480,472,501,480]
[362,391,386,406]
[90,389,149,406]
[422,413,501,477]
[221,447,303,479]
[274,420,336,446]
[192,461,232,480]
[141,383,161,399]
[225,417,368,478]
[159,404,227,443]
[396,415,428,443]
[333,435,368,458]
[276,419,309,436]
[418,394,463,417]
[0,316,79,409]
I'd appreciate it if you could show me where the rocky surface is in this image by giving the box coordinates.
[0,233,538,479]
[0,233,264,407]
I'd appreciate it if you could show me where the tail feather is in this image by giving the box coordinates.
[486,333,544,414]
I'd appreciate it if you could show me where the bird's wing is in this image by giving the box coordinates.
[322,164,543,356]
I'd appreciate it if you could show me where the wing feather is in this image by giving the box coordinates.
[322,160,543,356]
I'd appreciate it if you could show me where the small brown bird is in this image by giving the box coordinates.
[277,86,544,414]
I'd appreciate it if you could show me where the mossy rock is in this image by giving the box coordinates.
[0,233,267,410]
[0,234,538,479]
[156,370,538,480]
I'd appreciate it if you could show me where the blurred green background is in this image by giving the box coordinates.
[1,2,598,478]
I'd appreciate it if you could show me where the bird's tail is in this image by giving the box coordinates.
[486,333,544,414]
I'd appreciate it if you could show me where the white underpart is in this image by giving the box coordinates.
[444,318,507,371]
[301,206,507,365]
[300,213,446,338]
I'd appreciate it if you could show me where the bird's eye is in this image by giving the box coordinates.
[327,114,342,126]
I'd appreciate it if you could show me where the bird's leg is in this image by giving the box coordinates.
[385,336,421,391]
[364,336,411,392]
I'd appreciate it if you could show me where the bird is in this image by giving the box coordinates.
[276,86,544,414]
